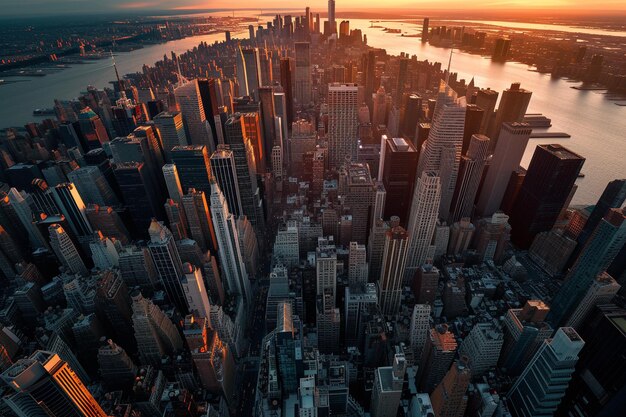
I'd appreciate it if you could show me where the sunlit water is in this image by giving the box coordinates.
[1,18,624,205]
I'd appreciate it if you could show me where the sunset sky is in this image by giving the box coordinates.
[4,0,626,17]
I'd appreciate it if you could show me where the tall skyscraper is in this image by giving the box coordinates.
[162,163,184,203]
[224,114,263,229]
[242,48,262,99]
[475,122,532,217]
[48,223,88,275]
[235,45,248,96]
[147,219,188,313]
[294,42,312,105]
[549,209,626,326]
[370,354,406,417]
[558,306,626,417]
[377,226,409,317]
[448,134,489,222]
[2,350,107,417]
[510,144,585,248]
[131,291,183,365]
[327,83,359,169]
[181,188,217,253]
[327,0,336,34]
[113,162,164,236]
[259,87,278,169]
[404,172,441,282]
[458,321,503,376]
[209,180,252,307]
[507,328,583,417]
[430,358,472,417]
[419,324,458,393]
[97,339,138,391]
[381,137,419,224]
[489,83,532,150]
[171,145,212,196]
[409,304,431,362]
[421,17,429,42]
[279,57,294,126]
[348,241,368,285]
[417,81,466,217]
[181,263,212,319]
[85,204,130,244]
[210,148,242,217]
[183,315,235,403]
[316,237,338,306]
[174,79,214,151]
[153,111,188,162]
[565,272,620,329]
[344,283,378,346]
[339,162,376,243]
[67,166,119,207]
[499,300,553,375]
[570,179,626,266]
[51,182,93,237]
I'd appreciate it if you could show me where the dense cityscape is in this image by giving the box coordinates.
[0,2,625,417]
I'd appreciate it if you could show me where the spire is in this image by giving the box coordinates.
[110,51,124,95]
[444,48,453,88]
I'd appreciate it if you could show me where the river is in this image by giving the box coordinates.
[1,18,624,205]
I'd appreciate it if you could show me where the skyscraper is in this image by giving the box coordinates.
[131,291,183,365]
[153,111,188,162]
[448,134,489,222]
[113,162,164,236]
[171,145,212,196]
[1,350,108,417]
[570,179,626,265]
[181,263,212,319]
[327,83,359,169]
[327,0,336,35]
[475,122,532,217]
[210,147,243,217]
[48,223,88,275]
[499,300,553,375]
[67,166,119,207]
[404,172,441,282]
[181,188,217,253]
[409,304,431,362]
[147,219,188,313]
[224,114,264,229]
[339,162,376,243]
[174,79,214,151]
[510,144,585,248]
[209,180,252,307]
[162,163,184,203]
[381,136,419,224]
[370,354,406,417]
[417,81,466,217]
[348,241,368,285]
[489,83,532,150]
[419,324,457,393]
[279,57,294,126]
[316,237,338,306]
[244,48,262,95]
[294,42,312,105]
[458,321,503,376]
[51,182,93,237]
[565,272,620,329]
[430,357,472,417]
[507,327,584,417]
[377,226,409,317]
[549,208,626,326]
[421,17,429,43]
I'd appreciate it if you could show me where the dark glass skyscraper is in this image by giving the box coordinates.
[171,145,212,196]
[510,144,585,248]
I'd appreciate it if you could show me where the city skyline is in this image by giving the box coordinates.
[0,2,625,417]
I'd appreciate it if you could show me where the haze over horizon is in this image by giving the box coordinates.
[4,0,626,17]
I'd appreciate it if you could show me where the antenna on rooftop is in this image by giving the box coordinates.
[176,56,189,87]
[445,48,453,86]
[110,50,124,94]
